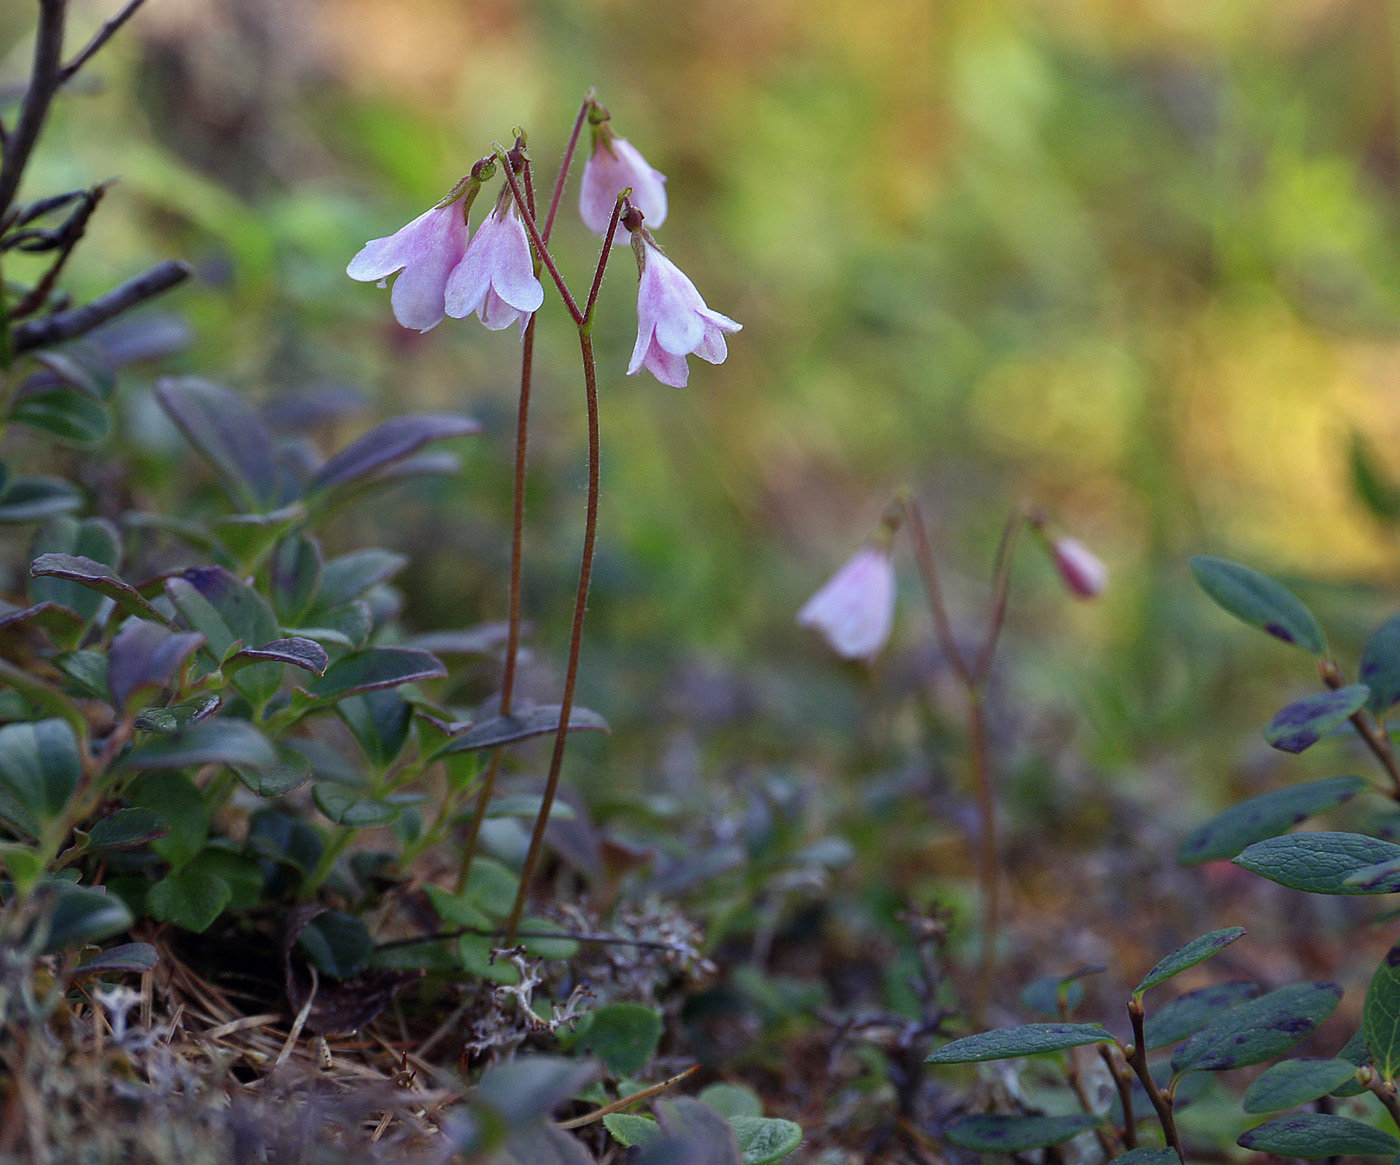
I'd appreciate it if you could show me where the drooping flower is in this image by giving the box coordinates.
[629,236,741,387]
[1050,536,1108,600]
[347,198,470,333]
[797,546,897,662]
[443,198,544,336]
[579,133,667,244]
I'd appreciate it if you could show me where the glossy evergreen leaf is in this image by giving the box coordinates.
[1144,982,1261,1051]
[124,770,208,870]
[944,1113,1099,1152]
[166,566,283,706]
[437,705,611,755]
[42,883,133,950]
[224,636,328,676]
[86,808,169,851]
[653,1100,744,1164]
[147,865,231,932]
[569,1002,663,1078]
[1264,686,1369,753]
[336,689,413,766]
[307,413,481,494]
[29,347,117,402]
[1019,966,1101,1016]
[296,910,373,979]
[304,647,446,701]
[926,1022,1115,1063]
[0,719,82,837]
[1134,927,1246,995]
[1242,1058,1360,1113]
[312,780,399,826]
[31,553,170,625]
[1190,555,1326,655]
[12,387,111,445]
[53,650,107,699]
[133,693,221,733]
[271,533,322,624]
[155,377,278,510]
[74,942,159,975]
[1362,613,1400,714]
[28,516,120,626]
[1238,1113,1400,1157]
[106,620,203,710]
[1171,981,1342,1074]
[1365,942,1400,1082]
[0,598,84,641]
[1178,777,1368,865]
[1234,832,1400,894]
[231,745,312,797]
[730,1117,803,1164]
[122,719,279,774]
[315,549,407,609]
[604,1114,661,1150]
[211,503,305,565]
[0,476,83,523]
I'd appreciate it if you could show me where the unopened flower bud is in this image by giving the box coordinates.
[1050,537,1107,600]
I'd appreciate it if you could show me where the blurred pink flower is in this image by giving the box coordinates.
[1051,537,1107,599]
[444,202,544,336]
[347,202,469,332]
[580,136,667,243]
[797,546,896,661]
[629,239,741,387]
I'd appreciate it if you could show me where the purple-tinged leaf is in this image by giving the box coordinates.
[1190,555,1326,655]
[303,647,446,701]
[437,705,610,755]
[86,807,169,851]
[926,1022,1115,1063]
[1362,612,1400,714]
[1364,941,1400,1083]
[945,1114,1100,1153]
[156,378,279,510]
[1178,776,1369,865]
[406,622,517,657]
[0,476,82,523]
[31,553,171,626]
[1172,982,1342,1074]
[1238,1113,1400,1157]
[225,637,328,677]
[1144,982,1261,1051]
[73,942,159,975]
[316,549,407,609]
[308,413,481,494]
[120,718,278,772]
[106,620,203,710]
[133,693,222,734]
[0,598,83,639]
[1264,686,1368,754]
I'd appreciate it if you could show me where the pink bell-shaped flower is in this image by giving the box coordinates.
[1050,536,1108,600]
[797,546,896,661]
[580,135,667,244]
[444,200,544,336]
[347,201,469,332]
[629,236,741,387]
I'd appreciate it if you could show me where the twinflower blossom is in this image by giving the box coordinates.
[797,546,896,662]
[1050,536,1108,600]
[444,200,544,336]
[629,236,741,387]
[347,201,469,332]
[579,135,667,243]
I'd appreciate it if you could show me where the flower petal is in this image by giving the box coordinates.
[643,339,689,387]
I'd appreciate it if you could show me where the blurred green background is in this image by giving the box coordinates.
[8,0,1400,895]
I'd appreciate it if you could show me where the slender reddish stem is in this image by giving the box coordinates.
[543,96,594,245]
[497,147,583,326]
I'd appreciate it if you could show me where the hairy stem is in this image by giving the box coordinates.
[497,147,582,326]
[974,506,1027,685]
[543,95,594,245]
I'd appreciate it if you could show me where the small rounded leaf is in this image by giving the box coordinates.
[1190,555,1326,655]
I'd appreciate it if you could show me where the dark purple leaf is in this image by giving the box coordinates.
[437,705,610,755]
[156,377,279,510]
[106,620,203,709]
[308,413,481,493]
[303,647,446,700]
[30,553,170,625]
[226,636,328,676]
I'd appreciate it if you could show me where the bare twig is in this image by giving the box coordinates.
[0,0,67,223]
[60,0,148,83]
[12,259,190,353]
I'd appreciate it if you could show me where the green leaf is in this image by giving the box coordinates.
[86,808,168,851]
[155,378,279,510]
[230,745,311,797]
[519,917,579,960]
[1133,927,1246,995]
[603,1114,661,1150]
[53,649,107,698]
[1178,777,1369,865]
[1234,832,1400,894]
[165,566,283,707]
[699,1084,763,1120]
[731,1116,803,1164]
[271,533,322,624]
[925,1022,1115,1063]
[74,942,159,975]
[1365,942,1400,1082]
[1264,686,1369,753]
[29,516,121,627]
[569,1003,663,1078]
[0,476,83,523]
[1109,1151,1180,1165]
[1350,431,1400,522]
[147,865,230,932]
[1242,1059,1361,1113]
[1190,555,1326,655]
[12,387,111,445]
[312,780,399,826]
[303,647,446,701]
[211,503,306,566]
[944,1114,1099,1152]
[1144,982,1260,1050]
[122,718,279,774]
[1238,1113,1400,1157]
[336,689,413,766]
[296,910,373,979]
[1172,981,1342,1074]
[315,549,407,610]
[124,771,208,870]
[307,413,481,494]
[0,719,81,837]
[133,693,222,734]
[30,346,117,402]
[30,553,170,625]
[437,705,611,755]
[1019,967,1101,1016]
[41,882,133,950]
[1363,613,1400,714]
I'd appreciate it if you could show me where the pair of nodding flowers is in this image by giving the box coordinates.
[798,516,1107,663]
[347,124,740,389]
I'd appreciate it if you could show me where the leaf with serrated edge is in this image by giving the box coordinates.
[1134,927,1246,995]
[945,1114,1100,1153]
[1172,982,1342,1075]
[1190,555,1327,655]
[1234,832,1400,895]
[1238,1113,1400,1157]
[925,1022,1115,1063]
[1178,777,1369,865]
